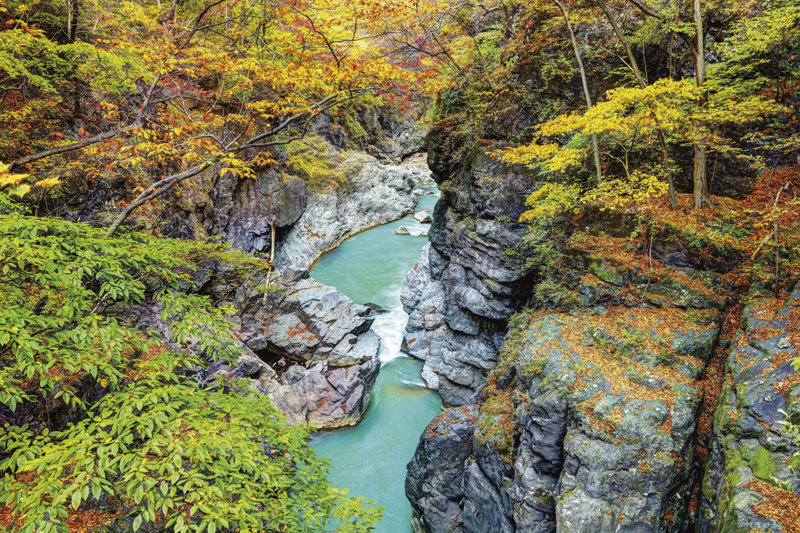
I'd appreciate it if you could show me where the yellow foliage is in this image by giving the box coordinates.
[519,182,583,223]
[496,77,784,177]
[34,177,62,188]
[519,171,668,225]
[0,162,29,187]
[219,156,256,180]
[587,170,669,211]
[0,162,31,197]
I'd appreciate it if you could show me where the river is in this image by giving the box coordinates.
[310,173,441,532]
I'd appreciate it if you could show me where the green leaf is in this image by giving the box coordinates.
[70,491,81,510]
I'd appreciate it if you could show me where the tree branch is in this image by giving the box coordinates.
[106,162,211,237]
[9,126,137,171]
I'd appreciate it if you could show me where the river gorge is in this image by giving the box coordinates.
[310,170,442,531]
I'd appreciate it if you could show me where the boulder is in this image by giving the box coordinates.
[235,277,376,363]
[412,210,432,223]
[256,359,381,429]
[225,275,382,429]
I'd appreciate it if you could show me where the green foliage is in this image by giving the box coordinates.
[1,380,380,533]
[0,209,247,412]
[515,220,578,310]
[0,211,380,532]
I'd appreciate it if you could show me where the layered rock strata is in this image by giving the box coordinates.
[274,153,427,272]
[401,149,536,406]
[406,184,800,533]
[406,231,733,531]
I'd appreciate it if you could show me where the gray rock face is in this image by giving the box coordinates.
[155,119,429,268]
[256,359,380,429]
[235,277,377,363]
[161,164,307,254]
[409,303,723,533]
[406,403,478,533]
[223,275,381,429]
[698,287,800,533]
[274,152,420,272]
[128,268,382,431]
[348,105,429,164]
[403,129,781,530]
[401,148,536,407]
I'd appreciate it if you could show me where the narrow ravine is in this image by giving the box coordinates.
[310,174,442,532]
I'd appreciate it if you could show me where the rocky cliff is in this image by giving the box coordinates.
[160,116,427,268]
[401,135,537,406]
[121,110,431,430]
[699,290,800,532]
[403,131,800,532]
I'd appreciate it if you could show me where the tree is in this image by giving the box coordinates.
[497,0,792,216]
[618,0,711,207]
[691,0,710,208]
[497,76,782,198]
[594,0,677,207]
[553,0,603,183]
[0,193,380,532]
[1,0,436,234]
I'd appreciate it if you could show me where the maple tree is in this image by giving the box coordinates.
[0,0,447,233]
[493,0,798,216]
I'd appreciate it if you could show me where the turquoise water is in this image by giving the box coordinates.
[310,188,441,532]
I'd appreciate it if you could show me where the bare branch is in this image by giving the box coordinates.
[179,0,227,49]
[9,126,137,171]
[106,162,211,236]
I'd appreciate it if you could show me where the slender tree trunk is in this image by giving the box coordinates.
[68,0,79,42]
[692,141,708,207]
[67,0,83,119]
[555,0,602,183]
[692,0,709,209]
[596,0,676,207]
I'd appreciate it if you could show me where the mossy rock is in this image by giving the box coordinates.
[588,257,627,286]
[749,446,779,481]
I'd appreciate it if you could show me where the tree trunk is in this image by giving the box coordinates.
[555,0,602,183]
[67,0,83,119]
[692,0,709,209]
[68,0,80,42]
[596,0,676,207]
[692,140,708,208]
